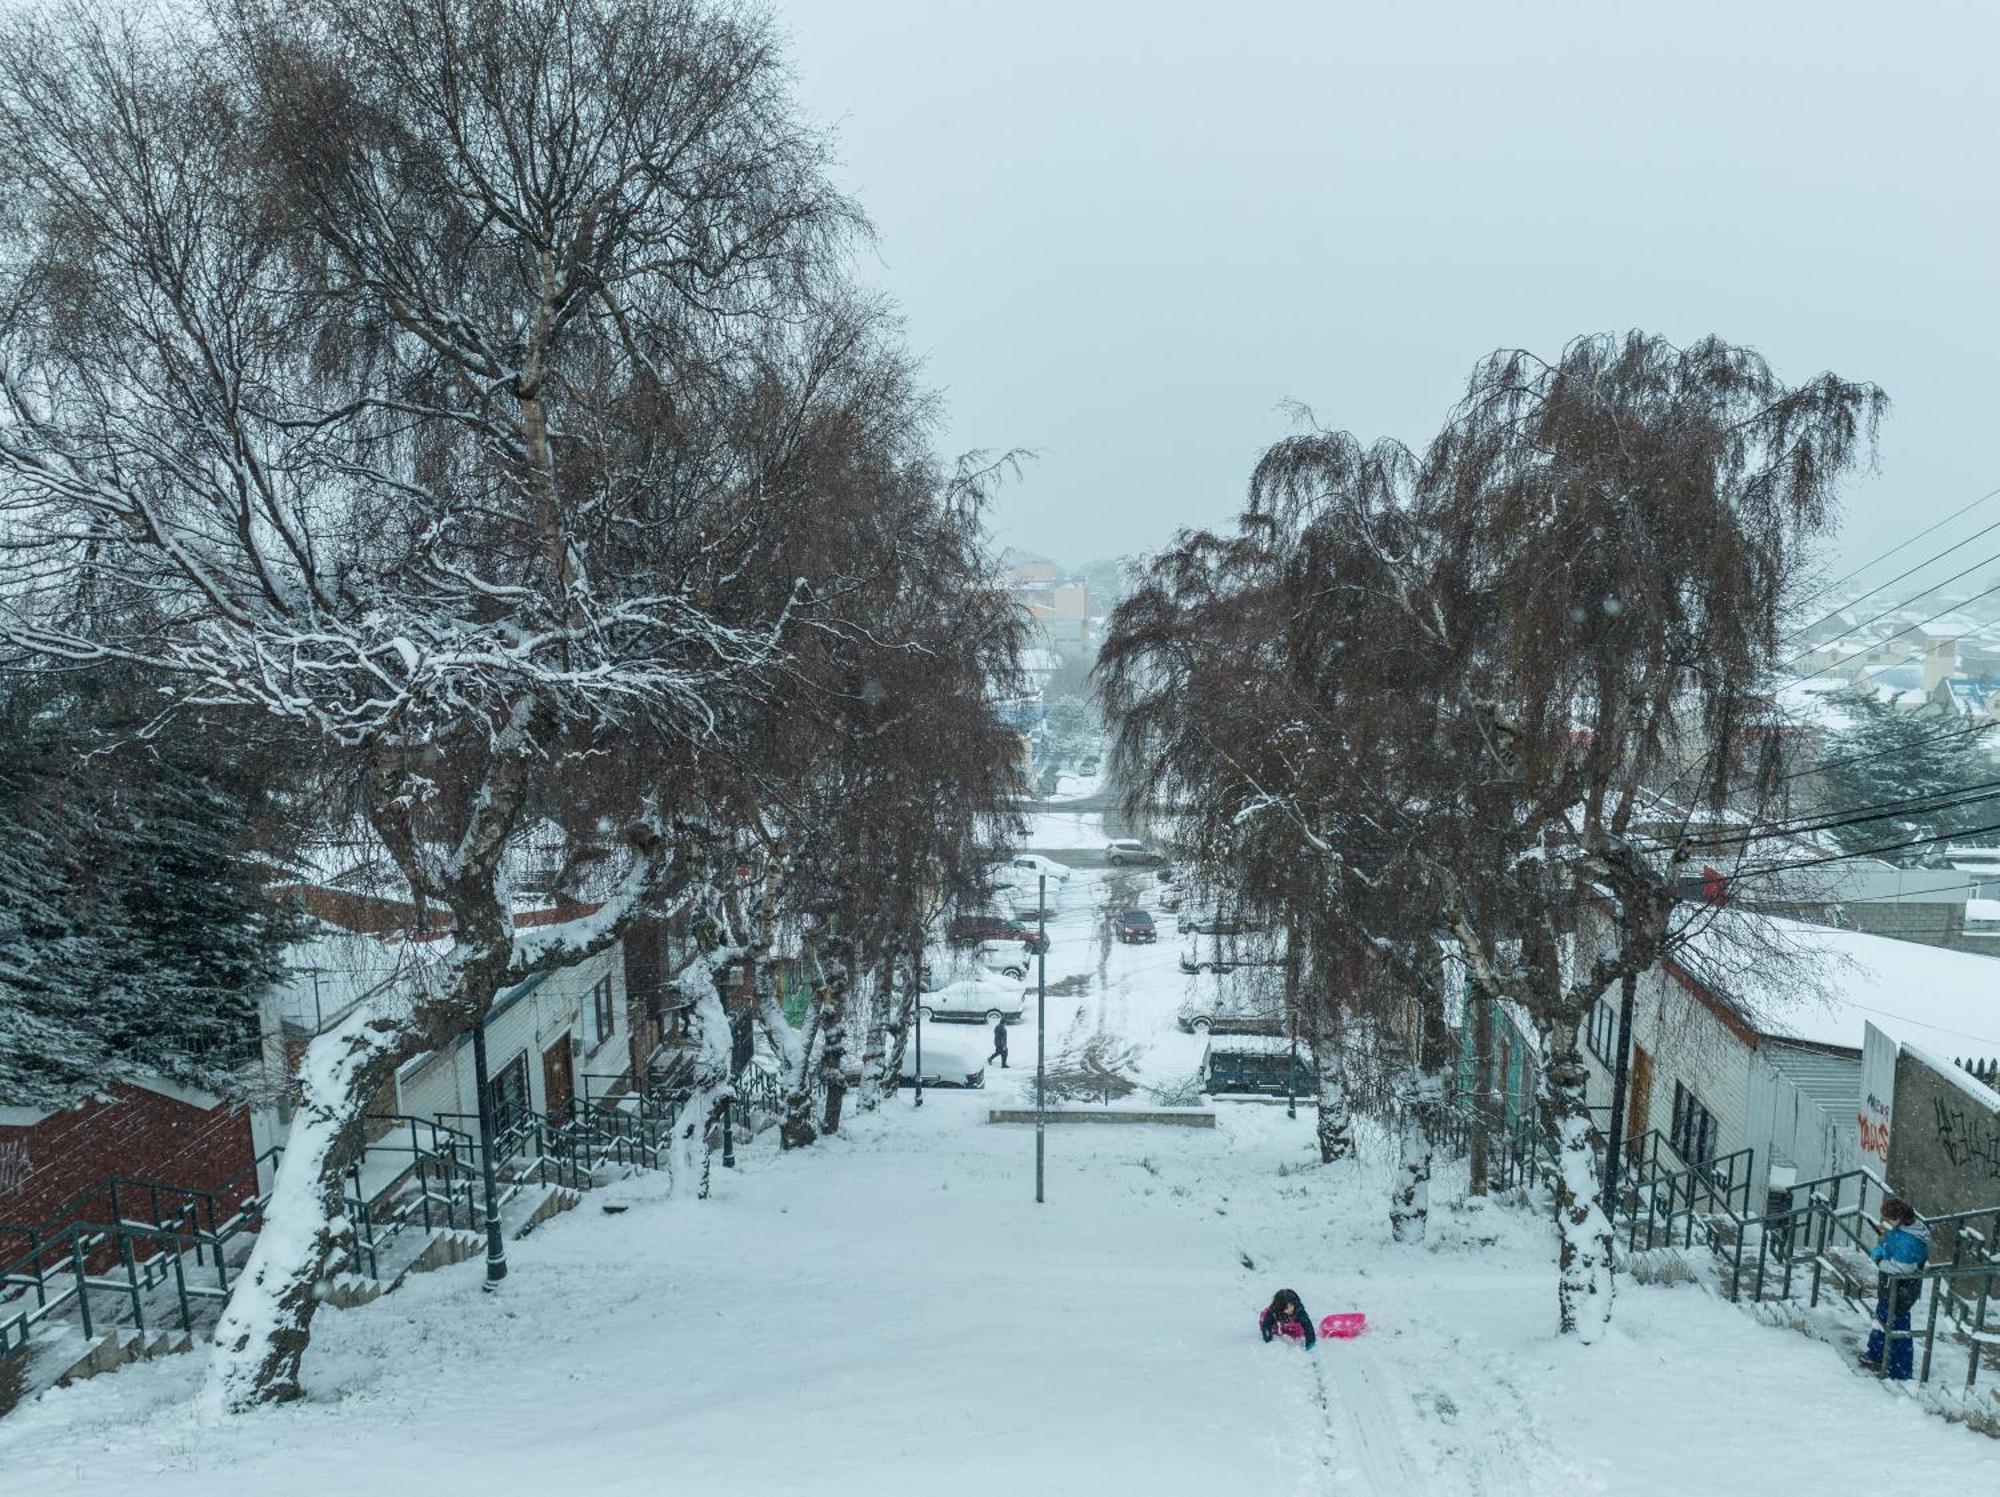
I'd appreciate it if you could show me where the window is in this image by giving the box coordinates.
[1670,1080,1717,1165]
[489,1052,530,1137]
[1586,998,1620,1065]
[591,974,616,1046]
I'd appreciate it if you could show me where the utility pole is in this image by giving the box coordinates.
[1035,873,1047,1204]
[1601,969,1639,1205]
[469,1020,508,1289]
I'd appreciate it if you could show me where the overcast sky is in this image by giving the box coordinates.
[780,0,2000,581]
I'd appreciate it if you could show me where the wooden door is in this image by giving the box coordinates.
[542,1040,575,1122]
[1627,1044,1653,1142]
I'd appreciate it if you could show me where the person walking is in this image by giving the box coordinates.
[988,1017,1009,1069]
[1859,1198,1930,1379]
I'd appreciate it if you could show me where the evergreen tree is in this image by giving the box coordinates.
[1816,690,1997,856]
[0,678,294,1108]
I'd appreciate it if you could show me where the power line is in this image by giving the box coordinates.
[1784,506,2000,647]
[1796,481,2000,616]
[1781,718,1996,782]
[1780,577,2000,690]
[1776,559,2000,680]
[1690,779,2000,851]
[1721,812,2000,883]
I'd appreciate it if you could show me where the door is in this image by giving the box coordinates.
[489,1052,530,1140]
[1627,1044,1654,1142]
[542,1039,575,1122]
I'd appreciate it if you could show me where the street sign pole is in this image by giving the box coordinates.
[1036,873,1047,1205]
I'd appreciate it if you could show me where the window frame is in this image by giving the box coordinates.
[591,973,616,1046]
[1670,1079,1717,1165]
[1586,997,1620,1066]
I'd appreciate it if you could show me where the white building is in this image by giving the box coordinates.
[1580,910,2000,1212]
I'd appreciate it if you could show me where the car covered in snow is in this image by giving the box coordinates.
[1009,853,1074,884]
[1114,909,1157,944]
[1179,928,1286,975]
[898,1039,985,1090]
[1174,995,1285,1035]
[917,972,1027,1025]
[976,940,1034,980]
[1104,838,1164,867]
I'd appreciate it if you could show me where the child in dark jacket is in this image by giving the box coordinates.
[1860,1198,1931,1380]
[1260,1288,1316,1349]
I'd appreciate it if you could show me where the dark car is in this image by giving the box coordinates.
[947,914,1049,954]
[1115,909,1157,944]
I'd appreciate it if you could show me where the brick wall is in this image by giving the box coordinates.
[0,1083,257,1235]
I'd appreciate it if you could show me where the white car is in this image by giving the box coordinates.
[899,1039,985,1090]
[976,940,1034,980]
[1009,853,1074,884]
[1104,838,1164,867]
[1179,929,1286,975]
[917,973,1028,1024]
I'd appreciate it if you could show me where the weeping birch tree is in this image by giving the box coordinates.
[0,0,868,1409]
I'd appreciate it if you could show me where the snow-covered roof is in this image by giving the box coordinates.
[265,929,449,1033]
[1673,914,2000,1056]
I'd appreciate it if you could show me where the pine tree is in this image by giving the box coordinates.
[0,678,292,1109]
[1816,690,1996,856]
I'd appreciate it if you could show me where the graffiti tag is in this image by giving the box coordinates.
[1933,1096,2000,1179]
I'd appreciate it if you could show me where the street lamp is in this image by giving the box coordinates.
[469,1019,508,1289]
[913,987,924,1109]
[1035,872,1047,1204]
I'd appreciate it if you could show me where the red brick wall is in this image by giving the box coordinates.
[0,1083,257,1235]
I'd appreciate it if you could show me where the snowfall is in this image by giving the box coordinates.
[2,814,1995,1495]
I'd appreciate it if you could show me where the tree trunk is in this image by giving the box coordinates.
[1468,988,1493,1196]
[199,997,409,1414]
[1390,980,1451,1244]
[675,969,734,1200]
[879,940,918,1097]
[856,941,895,1112]
[1312,1012,1354,1163]
[817,938,853,1136]
[1541,1017,1614,1341]
[778,994,823,1150]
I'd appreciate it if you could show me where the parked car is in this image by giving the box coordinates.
[977,940,1033,980]
[1180,911,1267,936]
[899,1039,985,1090]
[947,913,1049,953]
[1176,996,1285,1035]
[1115,909,1157,944]
[1009,853,1074,884]
[1158,885,1183,912]
[1201,1037,1313,1097]
[1179,929,1285,975]
[1104,838,1164,867]
[917,973,1028,1025]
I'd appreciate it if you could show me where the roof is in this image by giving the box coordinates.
[1670,913,2000,1056]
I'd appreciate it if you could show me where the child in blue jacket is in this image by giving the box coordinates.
[1859,1198,1930,1380]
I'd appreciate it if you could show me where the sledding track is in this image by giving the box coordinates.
[1295,1342,1425,1495]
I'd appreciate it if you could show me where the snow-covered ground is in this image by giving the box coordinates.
[3,829,1993,1493]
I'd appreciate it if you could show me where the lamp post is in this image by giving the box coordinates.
[469,1019,508,1289]
[1035,873,1047,1204]
[913,990,924,1109]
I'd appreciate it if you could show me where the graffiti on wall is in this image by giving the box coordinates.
[1933,1096,2000,1180]
[0,1139,30,1194]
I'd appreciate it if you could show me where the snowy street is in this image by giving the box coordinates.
[3,811,1992,1495]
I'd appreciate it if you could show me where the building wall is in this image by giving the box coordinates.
[0,1082,257,1232]
[394,948,628,1128]
[1887,1046,2000,1224]
[1580,957,1763,1192]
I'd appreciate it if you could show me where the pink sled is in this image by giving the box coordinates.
[1258,1309,1368,1340]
